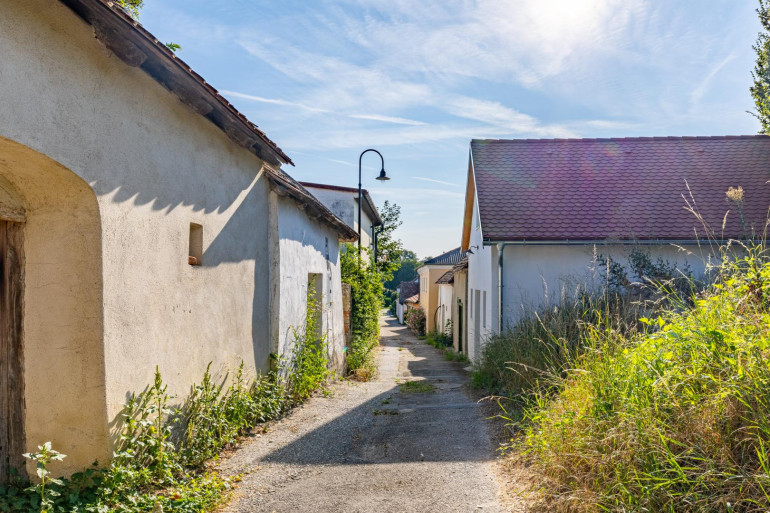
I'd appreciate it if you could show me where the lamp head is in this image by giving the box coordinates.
[375,168,390,181]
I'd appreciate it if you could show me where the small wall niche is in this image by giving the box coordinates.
[188,223,203,266]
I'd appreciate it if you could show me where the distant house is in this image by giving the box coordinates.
[396,279,419,324]
[300,182,383,253]
[1,0,356,478]
[417,248,467,333]
[461,136,770,361]
[450,257,469,353]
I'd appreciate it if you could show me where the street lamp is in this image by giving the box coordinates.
[358,148,389,251]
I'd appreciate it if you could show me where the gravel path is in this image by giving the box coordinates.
[218,316,507,512]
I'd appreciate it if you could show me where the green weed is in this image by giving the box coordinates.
[399,380,436,394]
[522,248,770,512]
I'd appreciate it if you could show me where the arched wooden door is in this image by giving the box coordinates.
[0,220,25,482]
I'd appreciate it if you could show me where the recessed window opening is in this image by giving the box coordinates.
[189,223,203,266]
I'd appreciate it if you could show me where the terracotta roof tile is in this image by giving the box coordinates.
[471,136,770,241]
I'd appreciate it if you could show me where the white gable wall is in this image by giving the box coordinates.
[271,192,347,372]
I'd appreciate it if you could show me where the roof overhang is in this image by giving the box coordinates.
[59,0,292,167]
[461,150,476,251]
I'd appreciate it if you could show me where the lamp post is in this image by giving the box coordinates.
[358,149,389,252]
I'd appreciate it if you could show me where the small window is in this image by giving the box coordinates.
[483,291,487,328]
[188,223,203,266]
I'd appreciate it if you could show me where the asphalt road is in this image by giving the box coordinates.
[219,316,505,513]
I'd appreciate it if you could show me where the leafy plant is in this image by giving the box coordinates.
[23,442,66,513]
[341,244,383,380]
[520,247,770,511]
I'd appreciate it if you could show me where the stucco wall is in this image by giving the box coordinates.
[437,284,453,335]
[303,187,375,251]
[499,243,711,329]
[273,193,346,372]
[2,0,276,474]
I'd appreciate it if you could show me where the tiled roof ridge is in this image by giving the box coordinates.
[472,135,769,144]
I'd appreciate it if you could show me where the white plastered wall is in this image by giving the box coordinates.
[437,283,454,335]
[2,0,276,474]
[499,243,712,329]
[271,192,346,373]
[465,191,494,362]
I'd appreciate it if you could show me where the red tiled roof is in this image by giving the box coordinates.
[471,136,770,241]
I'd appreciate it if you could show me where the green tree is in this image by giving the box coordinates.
[115,0,144,19]
[383,250,419,291]
[751,0,770,133]
[374,201,403,280]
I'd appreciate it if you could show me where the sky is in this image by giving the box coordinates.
[139,1,762,258]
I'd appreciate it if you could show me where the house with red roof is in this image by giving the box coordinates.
[460,136,770,361]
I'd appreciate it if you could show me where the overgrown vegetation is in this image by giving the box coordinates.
[341,245,383,381]
[472,249,698,400]
[521,247,770,511]
[472,290,645,399]
[0,290,330,512]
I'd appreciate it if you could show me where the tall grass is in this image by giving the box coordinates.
[522,249,770,512]
[472,290,644,399]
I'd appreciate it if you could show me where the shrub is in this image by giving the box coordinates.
[405,307,426,335]
[522,250,770,511]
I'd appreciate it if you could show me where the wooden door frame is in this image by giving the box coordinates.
[0,220,25,482]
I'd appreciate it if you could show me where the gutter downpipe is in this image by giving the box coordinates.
[496,243,507,334]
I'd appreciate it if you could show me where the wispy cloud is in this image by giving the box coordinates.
[412,176,457,186]
[690,52,737,106]
[221,90,328,113]
[349,114,427,126]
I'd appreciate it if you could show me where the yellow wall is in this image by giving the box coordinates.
[417,265,453,333]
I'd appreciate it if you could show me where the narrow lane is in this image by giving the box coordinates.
[219,316,504,512]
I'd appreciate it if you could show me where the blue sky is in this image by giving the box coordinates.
[140,1,761,258]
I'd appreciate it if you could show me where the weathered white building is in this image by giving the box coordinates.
[300,182,382,252]
[0,0,356,478]
[460,137,770,361]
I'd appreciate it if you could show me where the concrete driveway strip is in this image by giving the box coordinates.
[218,316,504,513]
